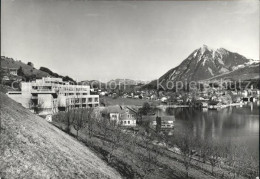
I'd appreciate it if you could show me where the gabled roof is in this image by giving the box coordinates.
[124,106,138,113]
[106,105,125,114]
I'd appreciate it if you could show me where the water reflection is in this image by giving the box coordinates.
[158,102,259,156]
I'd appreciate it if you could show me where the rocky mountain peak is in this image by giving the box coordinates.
[156,46,255,85]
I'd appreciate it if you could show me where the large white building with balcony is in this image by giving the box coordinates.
[7,77,99,116]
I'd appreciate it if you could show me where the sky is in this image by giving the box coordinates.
[1,0,259,82]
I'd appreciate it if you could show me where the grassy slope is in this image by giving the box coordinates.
[1,57,50,78]
[0,92,121,179]
[208,63,259,81]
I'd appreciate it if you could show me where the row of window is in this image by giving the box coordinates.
[121,120,136,125]
[69,98,99,103]
[64,93,88,96]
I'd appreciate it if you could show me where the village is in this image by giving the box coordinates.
[3,66,259,132]
[1,0,259,178]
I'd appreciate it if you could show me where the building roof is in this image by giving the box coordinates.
[106,105,125,114]
[208,101,221,105]
[142,115,175,121]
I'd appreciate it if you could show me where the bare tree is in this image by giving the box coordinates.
[86,108,95,139]
[105,122,123,163]
[138,130,160,178]
[65,108,73,133]
[73,108,86,138]
[96,117,109,144]
[207,141,221,175]
[175,130,196,178]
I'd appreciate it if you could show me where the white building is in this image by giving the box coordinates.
[104,105,137,127]
[7,77,99,116]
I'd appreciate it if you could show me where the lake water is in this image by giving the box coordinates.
[158,102,259,157]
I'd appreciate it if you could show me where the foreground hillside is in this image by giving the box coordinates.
[0,92,121,179]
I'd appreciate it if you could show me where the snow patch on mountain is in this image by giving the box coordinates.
[169,70,176,80]
[208,67,214,76]
[212,51,216,59]
[219,67,229,73]
[202,57,208,66]
[193,51,197,58]
[217,57,225,65]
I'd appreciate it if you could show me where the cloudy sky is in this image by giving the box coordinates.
[2,0,259,82]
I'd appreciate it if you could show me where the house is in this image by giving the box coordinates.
[7,77,99,115]
[208,101,222,109]
[159,116,175,129]
[134,95,139,99]
[9,68,18,76]
[120,106,138,127]
[241,90,248,97]
[2,75,9,81]
[143,115,175,129]
[251,89,260,96]
[99,91,107,96]
[106,105,137,127]
[150,94,158,100]
[201,102,208,108]
[160,97,168,102]
[2,67,18,76]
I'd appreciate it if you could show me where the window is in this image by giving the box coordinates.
[127,114,130,118]
[124,121,126,124]
[131,114,134,118]
[128,121,130,124]
[111,114,117,119]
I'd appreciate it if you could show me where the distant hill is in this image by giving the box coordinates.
[80,79,149,91]
[0,92,121,178]
[144,45,259,89]
[80,80,106,89]
[107,79,149,86]
[1,56,76,83]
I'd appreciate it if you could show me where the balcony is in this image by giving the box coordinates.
[31,89,56,94]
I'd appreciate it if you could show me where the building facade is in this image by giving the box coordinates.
[105,105,137,127]
[7,77,99,115]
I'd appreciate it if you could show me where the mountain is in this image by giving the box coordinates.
[207,62,259,81]
[146,45,258,89]
[0,92,121,178]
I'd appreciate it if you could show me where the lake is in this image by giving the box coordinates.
[158,102,259,157]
